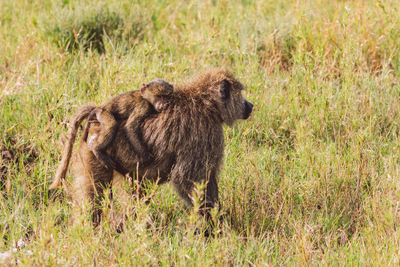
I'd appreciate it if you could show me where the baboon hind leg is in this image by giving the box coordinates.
[70,148,113,226]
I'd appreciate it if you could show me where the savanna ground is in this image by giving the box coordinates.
[1,0,400,265]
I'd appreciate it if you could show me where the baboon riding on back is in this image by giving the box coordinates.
[51,68,253,234]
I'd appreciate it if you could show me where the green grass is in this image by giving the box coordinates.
[1,0,400,265]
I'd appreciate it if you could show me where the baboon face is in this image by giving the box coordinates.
[218,78,253,125]
[141,79,173,112]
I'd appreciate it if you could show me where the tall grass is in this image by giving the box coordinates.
[1,0,400,265]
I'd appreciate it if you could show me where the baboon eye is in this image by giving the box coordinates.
[220,79,231,100]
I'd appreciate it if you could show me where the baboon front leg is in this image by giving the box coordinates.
[89,108,120,170]
[125,113,154,164]
[171,163,219,237]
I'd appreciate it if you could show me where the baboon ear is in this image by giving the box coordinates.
[140,84,147,95]
[220,79,231,100]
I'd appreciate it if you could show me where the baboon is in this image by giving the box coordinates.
[53,69,253,234]
[86,78,174,171]
[49,79,174,190]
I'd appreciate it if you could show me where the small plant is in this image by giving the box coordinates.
[46,5,142,53]
[257,28,297,72]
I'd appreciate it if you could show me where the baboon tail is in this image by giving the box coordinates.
[49,105,96,190]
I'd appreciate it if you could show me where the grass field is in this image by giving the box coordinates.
[1,0,400,265]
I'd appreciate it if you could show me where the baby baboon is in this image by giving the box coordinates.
[49,79,174,190]
[86,78,173,171]
[55,69,254,234]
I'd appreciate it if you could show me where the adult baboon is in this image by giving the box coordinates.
[56,69,253,232]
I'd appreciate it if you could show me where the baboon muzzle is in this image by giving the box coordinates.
[243,100,253,119]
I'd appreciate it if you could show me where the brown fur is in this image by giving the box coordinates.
[49,79,173,190]
[56,69,253,232]
[85,78,174,172]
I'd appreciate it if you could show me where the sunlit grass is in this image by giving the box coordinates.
[1,0,400,265]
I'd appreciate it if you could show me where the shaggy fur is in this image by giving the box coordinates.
[50,79,173,189]
[57,68,253,230]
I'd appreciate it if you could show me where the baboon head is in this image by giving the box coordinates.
[141,79,174,112]
[218,76,253,125]
[180,69,253,126]
[194,69,253,126]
